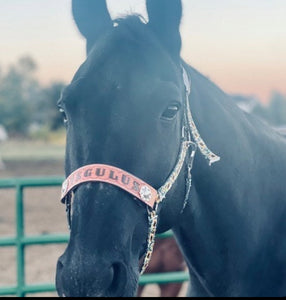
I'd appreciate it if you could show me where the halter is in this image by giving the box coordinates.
[60,66,220,275]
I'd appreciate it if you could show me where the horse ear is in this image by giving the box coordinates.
[72,0,112,54]
[147,0,182,60]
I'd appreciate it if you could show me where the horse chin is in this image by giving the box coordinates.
[57,282,138,298]
[56,264,139,297]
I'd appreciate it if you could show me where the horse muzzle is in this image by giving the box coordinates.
[56,252,133,297]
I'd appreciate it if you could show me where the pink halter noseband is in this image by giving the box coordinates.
[61,164,158,208]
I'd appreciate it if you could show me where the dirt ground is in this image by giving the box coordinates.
[0,159,188,297]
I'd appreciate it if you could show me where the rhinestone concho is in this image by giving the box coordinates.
[140,186,152,202]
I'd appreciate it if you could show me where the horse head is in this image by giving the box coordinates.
[56,0,190,297]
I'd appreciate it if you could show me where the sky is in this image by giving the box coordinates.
[0,0,285,103]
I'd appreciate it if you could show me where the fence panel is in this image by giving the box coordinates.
[0,178,189,297]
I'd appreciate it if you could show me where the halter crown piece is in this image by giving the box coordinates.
[60,66,220,275]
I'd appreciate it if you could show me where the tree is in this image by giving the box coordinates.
[268,92,286,126]
[252,91,286,127]
[0,56,41,136]
[36,81,66,131]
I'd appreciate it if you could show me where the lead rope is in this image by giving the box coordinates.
[140,136,193,274]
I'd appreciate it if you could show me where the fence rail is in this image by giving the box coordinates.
[0,177,189,297]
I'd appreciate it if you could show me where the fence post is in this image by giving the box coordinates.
[16,184,25,297]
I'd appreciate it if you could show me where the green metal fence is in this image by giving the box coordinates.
[0,177,189,297]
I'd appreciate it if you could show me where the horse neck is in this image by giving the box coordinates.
[174,64,286,296]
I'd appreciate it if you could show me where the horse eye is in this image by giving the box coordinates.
[59,108,68,124]
[161,104,181,121]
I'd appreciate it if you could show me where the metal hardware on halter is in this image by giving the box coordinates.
[181,142,197,213]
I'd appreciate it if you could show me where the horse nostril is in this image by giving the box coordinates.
[107,263,127,295]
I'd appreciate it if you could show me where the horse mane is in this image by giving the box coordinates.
[182,63,286,151]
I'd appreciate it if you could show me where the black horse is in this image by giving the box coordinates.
[56,0,286,297]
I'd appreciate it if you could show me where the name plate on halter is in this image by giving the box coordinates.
[60,164,158,208]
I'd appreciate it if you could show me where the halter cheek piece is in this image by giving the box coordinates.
[60,66,220,275]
